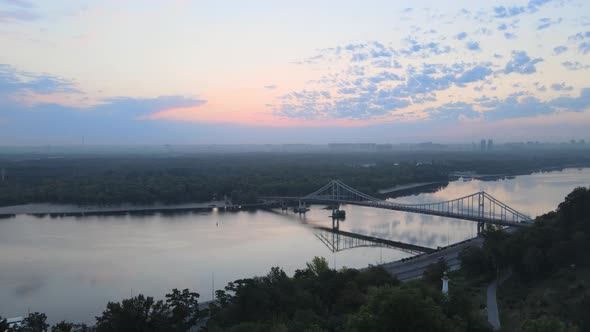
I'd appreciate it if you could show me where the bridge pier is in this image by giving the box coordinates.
[294,200,309,214]
[332,217,339,229]
[477,222,485,236]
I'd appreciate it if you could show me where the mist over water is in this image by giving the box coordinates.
[0,168,589,324]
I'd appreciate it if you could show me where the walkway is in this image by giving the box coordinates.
[487,270,512,330]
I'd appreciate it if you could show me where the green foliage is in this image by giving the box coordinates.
[207,256,487,332]
[422,259,448,288]
[463,186,590,330]
[305,256,330,277]
[165,288,204,331]
[18,312,49,332]
[459,246,493,278]
[95,289,203,332]
[518,316,578,332]
[3,149,584,206]
[0,316,9,332]
[345,284,452,332]
[50,321,73,332]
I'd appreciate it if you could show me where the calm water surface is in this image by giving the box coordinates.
[1,168,589,324]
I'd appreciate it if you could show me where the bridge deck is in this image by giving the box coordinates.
[263,197,531,227]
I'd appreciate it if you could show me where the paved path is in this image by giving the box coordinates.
[487,270,512,330]
[487,279,501,330]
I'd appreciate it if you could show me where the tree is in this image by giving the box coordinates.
[306,256,330,277]
[422,259,448,288]
[19,312,49,332]
[95,294,169,332]
[165,288,204,331]
[345,285,453,332]
[0,316,9,332]
[459,246,492,278]
[50,321,73,332]
[519,316,578,332]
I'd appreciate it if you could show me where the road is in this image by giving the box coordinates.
[380,237,484,281]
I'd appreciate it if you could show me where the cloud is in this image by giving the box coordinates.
[580,42,590,54]
[466,41,480,51]
[493,6,526,18]
[0,8,38,22]
[493,0,553,18]
[550,82,573,91]
[483,94,554,120]
[264,85,277,90]
[549,88,590,111]
[537,17,562,30]
[0,64,80,96]
[553,46,568,55]
[568,31,590,41]
[455,65,493,85]
[430,102,480,121]
[504,51,543,74]
[1,0,33,8]
[504,32,517,39]
[456,32,467,40]
[562,61,589,70]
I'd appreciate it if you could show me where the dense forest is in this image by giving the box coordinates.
[1,149,589,206]
[2,186,589,331]
[459,186,590,331]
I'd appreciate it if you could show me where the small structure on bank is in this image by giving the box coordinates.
[441,271,450,296]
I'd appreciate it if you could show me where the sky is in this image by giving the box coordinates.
[1,0,589,144]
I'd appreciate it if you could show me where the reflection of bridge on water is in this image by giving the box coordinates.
[315,226,435,255]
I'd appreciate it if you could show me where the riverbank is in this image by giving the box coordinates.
[0,200,228,217]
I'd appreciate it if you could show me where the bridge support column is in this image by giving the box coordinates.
[477,222,485,236]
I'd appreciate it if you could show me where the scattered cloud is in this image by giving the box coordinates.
[493,6,526,18]
[504,32,517,39]
[553,46,568,55]
[562,61,589,70]
[504,51,543,74]
[580,42,590,54]
[537,17,562,30]
[549,88,590,111]
[551,82,574,91]
[1,0,33,8]
[456,32,467,40]
[0,8,38,22]
[466,41,480,51]
[568,31,590,41]
[483,94,554,120]
[264,85,277,90]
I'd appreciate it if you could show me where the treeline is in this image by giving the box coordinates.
[0,258,490,332]
[459,186,590,331]
[1,149,589,206]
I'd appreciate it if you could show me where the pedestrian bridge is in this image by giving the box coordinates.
[264,180,533,228]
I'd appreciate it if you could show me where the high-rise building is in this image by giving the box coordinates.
[480,139,487,151]
[487,139,493,151]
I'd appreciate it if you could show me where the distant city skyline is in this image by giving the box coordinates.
[1,0,590,144]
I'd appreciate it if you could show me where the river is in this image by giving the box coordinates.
[1,168,589,324]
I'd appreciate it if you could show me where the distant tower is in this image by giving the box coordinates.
[441,272,449,295]
[487,139,493,151]
[480,139,487,151]
[1,168,5,182]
